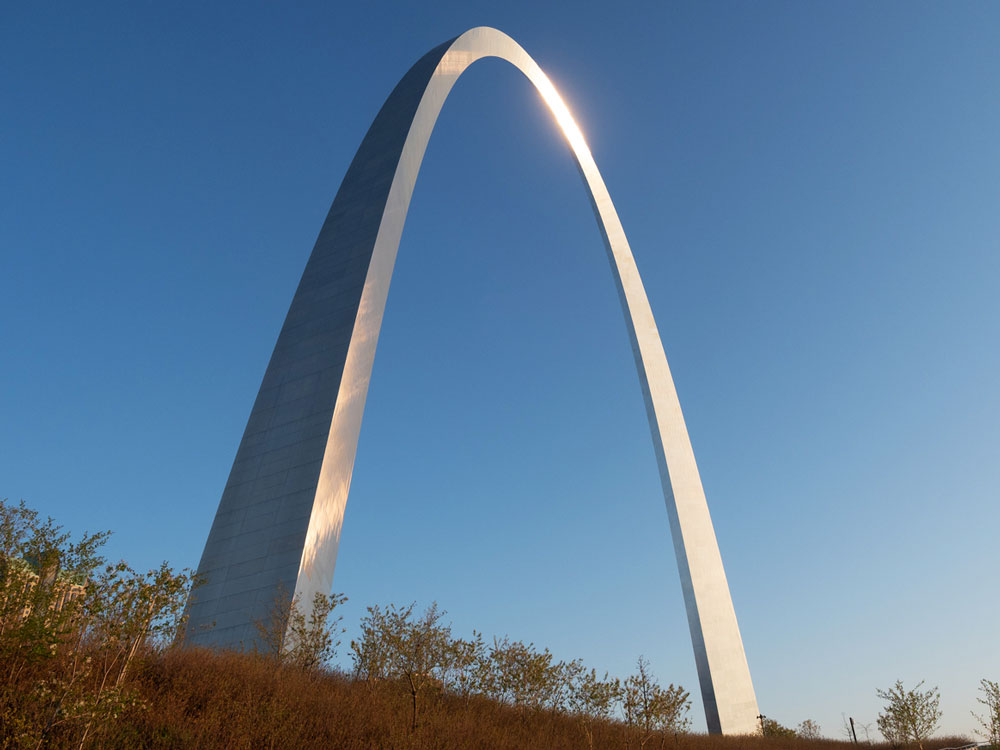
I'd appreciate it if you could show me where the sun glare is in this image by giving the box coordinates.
[535,72,591,159]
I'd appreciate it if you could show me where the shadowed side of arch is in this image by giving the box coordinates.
[184,27,758,734]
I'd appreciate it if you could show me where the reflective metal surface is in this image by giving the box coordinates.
[184,27,759,734]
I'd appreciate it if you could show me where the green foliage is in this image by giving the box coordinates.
[876,680,942,749]
[797,719,822,739]
[348,597,698,741]
[621,656,691,747]
[254,587,347,670]
[350,601,454,730]
[0,498,196,749]
[2,499,705,747]
[348,601,693,742]
[761,717,797,738]
[287,591,347,670]
[57,647,993,750]
[0,499,110,669]
[973,678,1000,746]
[564,662,620,750]
[443,629,486,705]
[565,662,619,719]
[8,499,986,750]
[349,601,391,684]
[479,636,566,714]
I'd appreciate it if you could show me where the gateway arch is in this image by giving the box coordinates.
[185,27,759,734]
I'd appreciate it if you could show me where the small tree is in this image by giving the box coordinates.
[876,680,941,749]
[0,499,109,747]
[443,630,485,706]
[72,560,196,747]
[858,720,876,744]
[565,662,621,750]
[255,587,347,670]
[0,499,199,748]
[350,604,391,686]
[841,714,855,742]
[972,679,1000,747]
[351,602,454,731]
[479,636,565,716]
[761,718,797,738]
[0,499,108,670]
[798,719,822,739]
[842,715,875,744]
[622,656,691,748]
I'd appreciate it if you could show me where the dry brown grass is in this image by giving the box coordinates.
[6,646,970,750]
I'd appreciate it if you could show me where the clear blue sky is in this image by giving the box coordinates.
[2,0,998,737]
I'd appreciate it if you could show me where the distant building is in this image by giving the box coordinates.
[0,554,86,620]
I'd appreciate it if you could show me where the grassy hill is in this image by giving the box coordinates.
[7,645,965,750]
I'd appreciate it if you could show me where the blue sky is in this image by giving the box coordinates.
[2,0,998,737]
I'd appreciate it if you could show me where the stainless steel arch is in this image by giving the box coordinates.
[185,27,759,734]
